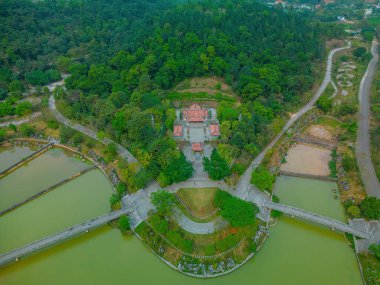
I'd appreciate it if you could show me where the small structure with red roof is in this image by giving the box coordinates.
[173,125,183,137]
[192,143,203,152]
[209,124,220,136]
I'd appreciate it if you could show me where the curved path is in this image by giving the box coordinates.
[0,112,41,128]
[263,201,370,239]
[172,207,228,235]
[49,95,138,164]
[356,39,380,198]
[235,42,352,199]
[0,208,131,267]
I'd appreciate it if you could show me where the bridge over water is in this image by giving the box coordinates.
[0,208,131,267]
[263,201,370,239]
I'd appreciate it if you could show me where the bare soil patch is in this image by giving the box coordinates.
[280,143,332,176]
[306,125,334,141]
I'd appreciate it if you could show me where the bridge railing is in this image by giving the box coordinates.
[263,201,369,239]
[0,209,130,266]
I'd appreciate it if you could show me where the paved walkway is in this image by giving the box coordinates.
[263,201,370,239]
[356,39,380,198]
[0,208,131,267]
[48,95,138,163]
[172,207,228,235]
[235,42,352,199]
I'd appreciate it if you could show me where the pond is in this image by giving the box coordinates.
[0,148,363,285]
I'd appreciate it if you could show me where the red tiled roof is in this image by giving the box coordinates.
[210,124,220,136]
[183,104,208,122]
[173,125,183,137]
[192,143,203,152]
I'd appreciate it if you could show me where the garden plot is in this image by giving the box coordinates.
[336,61,356,93]
[280,143,332,176]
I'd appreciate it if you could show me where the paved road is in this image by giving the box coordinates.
[0,208,131,267]
[49,95,138,163]
[356,39,380,198]
[235,42,352,199]
[172,207,228,234]
[263,201,370,239]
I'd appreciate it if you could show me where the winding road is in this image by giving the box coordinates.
[356,39,380,198]
[49,95,138,164]
[235,42,352,199]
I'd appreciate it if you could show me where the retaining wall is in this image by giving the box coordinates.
[279,170,338,182]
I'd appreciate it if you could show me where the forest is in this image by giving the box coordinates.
[0,0,344,190]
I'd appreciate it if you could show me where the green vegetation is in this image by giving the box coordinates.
[176,188,217,217]
[251,166,275,192]
[203,149,231,180]
[0,0,341,188]
[167,91,236,103]
[271,195,283,218]
[151,190,175,215]
[358,253,380,285]
[370,60,380,180]
[109,193,121,210]
[118,215,131,234]
[360,197,380,220]
[214,190,258,227]
[316,94,333,113]
[157,153,194,187]
[329,149,337,178]
[369,244,380,260]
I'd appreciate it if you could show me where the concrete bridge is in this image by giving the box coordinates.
[0,208,131,267]
[263,201,370,239]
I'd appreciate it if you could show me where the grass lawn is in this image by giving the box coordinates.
[176,187,218,217]
[367,16,380,26]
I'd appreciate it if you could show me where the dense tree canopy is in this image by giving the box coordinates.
[214,190,259,227]
[0,0,344,186]
[203,149,231,180]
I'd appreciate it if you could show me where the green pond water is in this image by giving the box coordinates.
[0,147,89,212]
[0,146,35,172]
[0,148,363,285]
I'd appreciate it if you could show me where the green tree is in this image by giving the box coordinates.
[110,193,121,209]
[353,47,366,58]
[116,183,127,196]
[316,95,333,112]
[360,197,380,220]
[369,244,380,260]
[151,190,175,215]
[118,215,131,233]
[159,152,193,186]
[214,190,258,227]
[203,149,231,180]
[0,128,6,142]
[19,124,35,137]
[8,80,24,93]
[347,205,361,218]
[251,167,275,192]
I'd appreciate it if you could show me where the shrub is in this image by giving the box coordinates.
[151,190,175,215]
[109,193,121,209]
[251,166,275,192]
[369,244,380,260]
[347,205,361,218]
[360,197,380,220]
[342,154,355,172]
[316,95,333,112]
[203,149,230,180]
[214,190,258,227]
[118,216,131,233]
[19,124,36,137]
